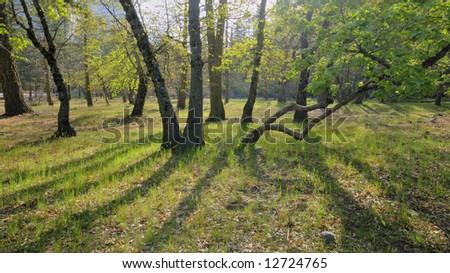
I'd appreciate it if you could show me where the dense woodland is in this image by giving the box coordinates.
[0,0,449,253]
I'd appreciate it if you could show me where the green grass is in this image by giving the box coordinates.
[0,98,449,252]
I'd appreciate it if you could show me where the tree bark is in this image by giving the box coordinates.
[224,70,230,104]
[435,86,445,106]
[277,80,286,103]
[177,0,188,110]
[43,58,54,106]
[120,0,182,149]
[205,0,226,121]
[130,51,148,117]
[294,11,313,123]
[241,0,267,123]
[177,0,205,151]
[0,3,32,116]
[83,34,93,107]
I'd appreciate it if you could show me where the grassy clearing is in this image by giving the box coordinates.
[0,98,449,252]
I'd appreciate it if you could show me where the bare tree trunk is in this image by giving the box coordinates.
[293,11,312,123]
[84,34,93,107]
[177,0,188,110]
[98,77,109,105]
[120,0,182,149]
[241,0,267,123]
[176,0,205,152]
[224,70,230,104]
[206,0,226,121]
[0,4,32,116]
[277,80,286,103]
[435,87,445,106]
[43,58,54,106]
[122,90,127,103]
[131,51,148,117]
[131,73,147,116]
[224,17,230,104]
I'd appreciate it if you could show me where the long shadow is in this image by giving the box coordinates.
[1,143,136,206]
[357,104,379,114]
[324,145,450,243]
[0,147,161,219]
[1,136,59,153]
[305,144,447,252]
[145,148,230,252]
[3,142,132,185]
[255,143,441,252]
[11,150,185,252]
[4,131,164,185]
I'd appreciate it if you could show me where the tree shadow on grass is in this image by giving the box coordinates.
[144,148,231,252]
[304,144,447,252]
[356,104,380,114]
[11,150,186,252]
[323,145,450,246]
[3,142,132,185]
[257,143,441,252]
[0,145,160,219]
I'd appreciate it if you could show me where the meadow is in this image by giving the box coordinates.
[0,98,449,252]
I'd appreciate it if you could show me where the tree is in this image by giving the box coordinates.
[293,10,312,123]
[177,0,204,151]
[243,0,450,145]
[205,0,227,121]
[119,0,182,149]
[241,0,267,123]
[12,0,75,137]
[0,1,32,116]
[177,0,188,110]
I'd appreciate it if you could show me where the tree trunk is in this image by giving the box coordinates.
[177,0,188,110]
[84,35,93,107]
[99,77,109,105]
[46,53,76,137]
[177,0,205,151]
[43,58,54,106]
[128,81,136,104]
[435,87,445,106]
[224,70,230,104]
[120,0,182,149]
[128,50,148,116]
[224,16,230,104]
[131,73,148,117]
[178,67,188,110]
[241,0,267,123]
[293,11,312,123]
[277,80,286,103]
[122,90,127,103]
[0,2,32,116]
[205,0,226,121]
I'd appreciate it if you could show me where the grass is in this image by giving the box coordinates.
[0,97,449,252]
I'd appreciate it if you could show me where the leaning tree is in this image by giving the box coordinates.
[11,0,75,136]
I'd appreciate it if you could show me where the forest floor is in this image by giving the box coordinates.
[0,98,449,252]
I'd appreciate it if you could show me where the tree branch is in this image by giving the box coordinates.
[422,43,450,69]
[357,45,391,69]
[242,81,377,144]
